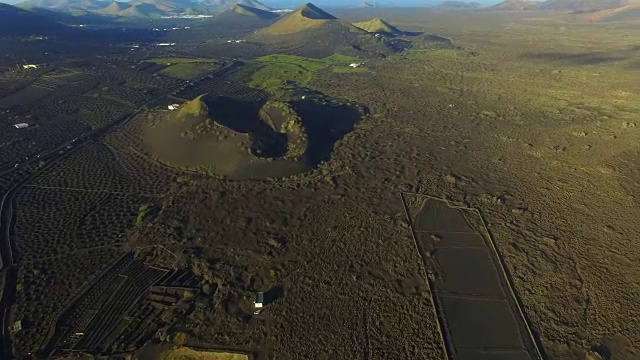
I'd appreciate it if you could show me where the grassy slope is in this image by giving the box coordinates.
[177,94,209,118]
[353,18,401,34]
[258,3,336,35]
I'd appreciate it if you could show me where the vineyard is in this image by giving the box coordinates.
[175,75,270,102]
[41,257,205,357]
[11,186,149,262]
[12,247,124,357]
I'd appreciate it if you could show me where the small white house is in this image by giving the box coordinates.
[253,292,264,315]
[22,65,38,69]
[349,63,363,68]
[167,104,180,110]
[14,123,29,129]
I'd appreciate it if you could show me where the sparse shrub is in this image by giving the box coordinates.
[136,205,149,225]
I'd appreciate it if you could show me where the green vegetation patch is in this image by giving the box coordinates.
[263,100,308,159]
[42,69,83,79]
[145,57,216,65]
[157,346,249,360]
[159,63,220,80]
[232,54,360,91]
[333,67,369,74]
[136,205,150,225]
[177,95,209,119]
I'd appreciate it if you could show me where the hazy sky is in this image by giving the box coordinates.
[0,0,546,6]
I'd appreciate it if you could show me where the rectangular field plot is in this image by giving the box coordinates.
[440,296,523,349]
[434,248,506,297]
[401,194,542,360]
[414,231,486,248]
[457,349,532,360]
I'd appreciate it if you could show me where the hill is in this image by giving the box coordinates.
[95,0,203,17]
[491,0,542,10]
[434,1,481,9]
[199,4,278,35]
[0,2,75,36]
[177,95,209,119]
[96,1,131,14]
[143,96,316,179]
[200,0,270,12]
[230,4,277,18]
[127,0,196,12]
[353,18,403,35]
[541,0,628,12]
[252,3,408,58]
[257,2,337,36]
[586,1,640,21]
[18,0,106,10]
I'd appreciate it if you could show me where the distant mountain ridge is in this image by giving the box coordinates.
[541,0,628,12]
[490,0,542,10]
[434,1,481,9]
[231,4,277,18]
[488,0,636,13]
[17,0,271,18]
[584,0,640,21]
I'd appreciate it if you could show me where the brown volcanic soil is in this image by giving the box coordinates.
[306,10,640,360]
[131,9,640,360]
[3,8,640,360]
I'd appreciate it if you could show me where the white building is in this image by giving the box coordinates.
[167,104,180,110]
[22,65,38,69]
[14,123,29,129]
[349,63,363,68]
[253,292,264,315]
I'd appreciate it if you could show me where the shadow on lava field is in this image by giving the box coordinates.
[0,85,51,108]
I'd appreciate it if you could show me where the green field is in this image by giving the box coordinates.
[42,69,83,79]
[145,57,216,64]
[232,54,361,90]
[159,63,220,80]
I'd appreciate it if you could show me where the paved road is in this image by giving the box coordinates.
[0,60,238,359]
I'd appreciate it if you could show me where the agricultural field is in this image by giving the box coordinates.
[143,57,222,80]
[11,247,124,356]
[229,54,360,91]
